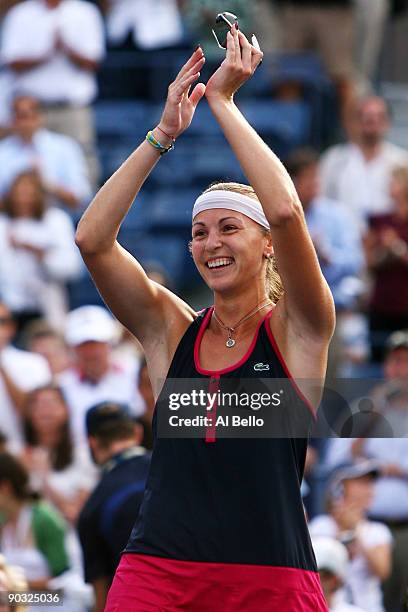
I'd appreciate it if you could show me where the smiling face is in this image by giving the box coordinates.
[191,208,272,296]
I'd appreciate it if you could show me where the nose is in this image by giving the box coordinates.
[204,228,223,252]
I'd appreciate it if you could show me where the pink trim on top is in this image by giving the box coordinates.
[194,307,273,376]
[264,317,317,420]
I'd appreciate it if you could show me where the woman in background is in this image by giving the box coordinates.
[0,170,81,335]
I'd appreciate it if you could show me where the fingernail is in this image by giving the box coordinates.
[194,44,201,51]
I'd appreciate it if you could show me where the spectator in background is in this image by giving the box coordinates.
[0,170,82,333]
[312,537,364,611]
[275,0,356,118]
[0,301,51,453]
[286,148,364,310]
[23,320,71,376]
[309,461,392,612]
[0,95,91,210]
[0,0,105,187]
[354,0,390,92]
[59,306,144,446]
[325,331,408,612]
[320,96,408,229]
[286,148,364,377]
[20,385,96,524]
[100,0,184,50]
[78,402,150,612]
[0,452,70,589]
[0,552,27,612]
[364,164,408,361]
[0,452,90,611]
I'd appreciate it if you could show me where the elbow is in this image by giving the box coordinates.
[274,197,302,226]
[75,224,114,257]
[75,224,97,256]
[74,226,88,253]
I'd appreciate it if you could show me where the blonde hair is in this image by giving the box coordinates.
[202,182,284,303]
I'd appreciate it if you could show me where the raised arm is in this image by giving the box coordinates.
[205,28,335,343]
[75,48,206,350]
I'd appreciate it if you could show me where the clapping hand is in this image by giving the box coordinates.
[157,47,206,140]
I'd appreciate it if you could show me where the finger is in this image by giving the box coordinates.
[251,47,264,72]
[225,31,235,63]
[189,82,206,108]
[238,31,252,73]
[175,55,205,87]
[171,57,205,100]
[231,23,241,64]
[173,72,201,101]
[175,47,204,82]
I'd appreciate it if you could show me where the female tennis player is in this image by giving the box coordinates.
[76,25,334,612]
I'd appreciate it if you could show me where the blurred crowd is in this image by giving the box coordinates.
[0,1,407,611]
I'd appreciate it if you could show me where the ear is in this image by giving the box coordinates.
[263,231,274,259]
[133,423,144,446]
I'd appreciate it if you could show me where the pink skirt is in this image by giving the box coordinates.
[105,553,329,611]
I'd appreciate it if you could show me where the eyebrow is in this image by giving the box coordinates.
[192,216,243,227]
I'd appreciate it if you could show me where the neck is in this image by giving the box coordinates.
[358,139,382,160]
[100,439,136,465]
[36,430,59,449]
[6,498,25,523]
[18,132,35,144]
[213,289,270,325]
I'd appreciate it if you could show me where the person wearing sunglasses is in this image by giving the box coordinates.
[76,24,333,611]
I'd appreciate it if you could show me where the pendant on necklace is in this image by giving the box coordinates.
[226,338,236,348]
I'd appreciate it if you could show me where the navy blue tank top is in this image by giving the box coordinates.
[126,307,317,571]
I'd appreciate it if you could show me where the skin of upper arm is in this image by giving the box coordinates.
[270,201,336,343]
[82,241,195,373]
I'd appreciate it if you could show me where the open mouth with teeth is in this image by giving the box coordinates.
[206,257,235,269]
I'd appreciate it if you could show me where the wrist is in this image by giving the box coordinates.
[154,125,176,147]
[206,94,235,109]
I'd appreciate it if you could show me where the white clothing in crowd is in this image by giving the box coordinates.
[0,129,91,204]
[309,514,392,612]
[319,141,408,227]
[0,208,83,328]
[106,0,184,49]
[28,444,97,501]
[325,438,408,521]
[0,0,105,106]
[58,358,144,446]
[0,70,13,128]
[0,346,51,452]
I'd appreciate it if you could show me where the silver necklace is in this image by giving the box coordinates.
[212,299,272,348]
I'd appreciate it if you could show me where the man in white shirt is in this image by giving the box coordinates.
[320,96,408,228]
[59,306,144,446]
[0,95,91,209]
[0,0,105,187]
[0,301,51,452]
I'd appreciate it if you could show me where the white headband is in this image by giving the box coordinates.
[192,190,270,230]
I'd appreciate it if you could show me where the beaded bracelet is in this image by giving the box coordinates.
[146,130,175,155]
